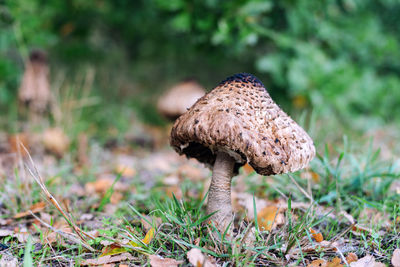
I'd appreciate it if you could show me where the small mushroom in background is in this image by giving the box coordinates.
[18,49,51,115]
[42,127,70,158]
[157,79,206,121]
[170,73,315,233]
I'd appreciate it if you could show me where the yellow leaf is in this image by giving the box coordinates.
[257,206,278,231]
[100,228,155,257]
[100,243,128,256]
[142,227,155,245]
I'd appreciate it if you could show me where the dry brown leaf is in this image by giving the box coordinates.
[0,229,14,237]
[346,253,358,264]
[0,254,18,267]
[165,185,182,199]
[115,164,136,178]
[82,252,133,266]
[307,257,343,267]
[77,133,89,166]
[187,248,216,267]
[141,215,162,232]
[257,206,278,231]
[351,224,373,235]
[149,255,183,267]
[327,257,343,267]
[392,249,400,267]
[349,255,385,267]
[14,202,46,219]
[307,259,327,267]
[178,164,205,181]
[85,178,113,194]
[110,192,124,204]
[8,133,29,157]
[310,228,324,242]
[43,128,69,157]
[359,208,391,228]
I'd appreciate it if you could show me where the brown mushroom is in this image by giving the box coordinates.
[157,79,206,121]
[18,49,51,114]
[170,73,315,232]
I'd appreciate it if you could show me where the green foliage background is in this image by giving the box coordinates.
[1,0,399,128]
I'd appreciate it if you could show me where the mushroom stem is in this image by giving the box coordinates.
[206,151,236,231]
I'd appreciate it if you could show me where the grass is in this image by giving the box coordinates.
[0,81,399,265]
[1,132,398,266]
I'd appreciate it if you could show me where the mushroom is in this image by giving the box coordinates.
[157,79,206,121]
[18,49,51,114]
[170,73,315,232]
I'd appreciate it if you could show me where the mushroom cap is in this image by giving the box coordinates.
[29,49,48,64]
[170,73,315,175]
[157,80,206,120]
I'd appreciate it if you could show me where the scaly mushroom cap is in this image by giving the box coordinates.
[170,73,315,175]
[157,80,206,120]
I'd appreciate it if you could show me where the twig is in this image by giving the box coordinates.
[21,143,96,251]
[287,174,313,202]
[29,211,95,252]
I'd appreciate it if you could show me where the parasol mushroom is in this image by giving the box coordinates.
[170,73,315,232]
[18,49,51,114]
[157,79,206,121]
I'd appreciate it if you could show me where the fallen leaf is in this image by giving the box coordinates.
[8,133,29,157]
[85,178,113,194]
[257,206,278,231]
[351,224,373,235]
[0,229,14,237]
[308,259,326,267]
[327,257,343,267]
[310,228,324,242]
[100,243,128,257]
[142,227,155,245]
[115,164,136,178]
[392,248,400,267]
[77,133,89,166]
[110,191,124,204]
[43,128,69,157]
[307,257,343,267]
[100,227,155,256]
[149,255,183,267]
[165,185,182,199]
[346,253,358,264]
[14,202,46,219]
[178,164,205,181]
[0,254,18,267]
[187,248,216,267]
[349,255,385,267]
[141,215,161,232]
[82,252,133,266]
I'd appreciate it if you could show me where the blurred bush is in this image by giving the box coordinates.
[1,0,399,128]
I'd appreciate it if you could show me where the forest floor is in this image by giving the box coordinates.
[0,116,399,266]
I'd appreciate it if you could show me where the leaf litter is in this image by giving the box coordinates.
[0,121,399,266]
